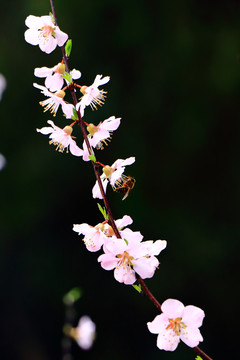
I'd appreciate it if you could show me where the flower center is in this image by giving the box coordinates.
[63,126,73,136]
[80,86,107,110]
[41,25,55,38]
[166,317,186,336]
[117,251,134,268]
[103,165,114,178]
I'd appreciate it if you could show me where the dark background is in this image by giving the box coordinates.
[0,0,239,359]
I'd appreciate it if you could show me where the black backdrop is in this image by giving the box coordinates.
[1,0,240,359]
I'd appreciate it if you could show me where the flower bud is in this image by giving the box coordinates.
[103,165,113,178]
[87,123,98,136]
[63,126,73,136]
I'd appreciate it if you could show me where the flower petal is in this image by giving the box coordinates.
[180,326,203,348]
[161,299,185,318]
[182,305,205,328]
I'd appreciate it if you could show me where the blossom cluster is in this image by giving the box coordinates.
[73,215,167,284]
[25,12,205,354]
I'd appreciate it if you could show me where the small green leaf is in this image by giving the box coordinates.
[63,287,82,305]
[97,203,109,220]
[71,107,79,120]
[132,284,142,293]
[65,39,72,57]
[62,71,72,84]
[89,153,96,163]
[123,238,128,245]
[196,356,203,360]
[49,12,55,24]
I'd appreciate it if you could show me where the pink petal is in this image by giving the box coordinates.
[161,299,185,318]
[133,257,158,279]
[45,73,63,92]
[98,253,118,270]
[39,36,57,54]
[101,116,121,131]
[182,305,205,328]
[180,326,203,347]
[115,215,133,229]
[36,126,53,135]
[54,27,68,46]
[73,223,92,236]
[24,28,39,45]
[92,75,110,87]
[34,66,53,78]
[61,102,74,119]
[71,69,81,80]
[41,15,54,27]
[157,331,180,351]
[114,265,136,284]
[147,314,167,334]
[69,140,83,157]
[25,15,43,29]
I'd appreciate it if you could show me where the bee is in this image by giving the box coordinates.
[112,175,136,200]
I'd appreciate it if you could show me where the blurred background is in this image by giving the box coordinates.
[0,0,239,359]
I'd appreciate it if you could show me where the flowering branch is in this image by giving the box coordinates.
[25,1,214,359]
[49,0,122,239]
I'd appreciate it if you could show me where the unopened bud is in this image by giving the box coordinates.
[103,165,113,178]
[87,123,98,136]
[63,126,73,136]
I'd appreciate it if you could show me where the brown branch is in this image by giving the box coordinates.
[194,346,213,360]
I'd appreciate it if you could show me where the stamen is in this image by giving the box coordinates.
[96,132,112,150]
[89,90,107,110]
[49,140,69,153]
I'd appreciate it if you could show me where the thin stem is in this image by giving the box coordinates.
[194,346,213,360]
[137,275,162,312]
[49,2,213,360]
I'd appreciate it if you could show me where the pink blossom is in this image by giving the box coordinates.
[37,120,83,156]
[82,116,121,161]
[147,299,205,351]
[73,222,108,252]
[0,73,6,101]
[98,232,166,285]
[73,215,133,250]
[76,74,110,116]
[24,15,68,54]
[92,157,135,199]
[34,64,81,92]
[103,215,133,237]
[33,83,74,118]
[0,153,6,171]
[73,316,96,350]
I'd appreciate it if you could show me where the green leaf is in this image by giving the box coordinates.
[97,203,109,220]
[89,153,96,163]
[71,107,79,121]
[65,39,72,57]
[196,356,203,360]
[63,287,82,305]
[49,12,55,24]
[62,71,72,84]
[123,238,128,245]
[132,284,142,293]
